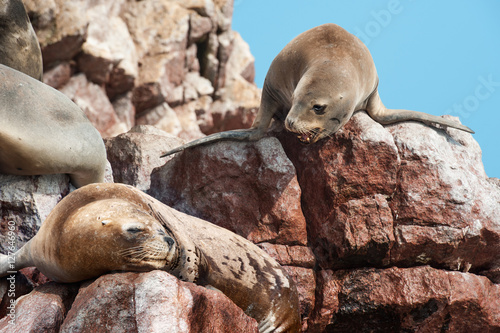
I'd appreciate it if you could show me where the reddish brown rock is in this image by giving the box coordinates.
[387,119,500,274]
[189,12,213,44]
[60,271,258,333]
[60,74,126,137]
[24,1,89,69]
[322,195,395,268]
[307,270,342,333]
[60,273,137,332]
[124,1,190,113]
[135,102,184,136]
[78,14,137,98]
[42,35,87,70]
[105,125,184,191]
[186,44,201,72]
[278,111,500,276]
[308,266,500,332]
[173,100,210,141]
[131,80,168,115]
[277,112,400,268]
[26,0,260,142]
[149,137,307,245]
[18,268,50,287]
[43,61,73,89]
[112,92,136,131]
[284,266,316,331]
[200,31,260,135]
[0,282,78,333]
[205,102,257,134]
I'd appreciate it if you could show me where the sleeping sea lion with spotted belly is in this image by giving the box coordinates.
[0,0,43,80]
[0,183,300,333]
[161,23,473,157]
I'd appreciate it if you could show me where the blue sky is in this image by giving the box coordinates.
[232,1,499,179]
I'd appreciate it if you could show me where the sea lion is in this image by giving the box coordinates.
[0,0,43,80]
[0,198,179,283]
[161,23,473,157]
[0,64,107,187]
[0,183,300,333]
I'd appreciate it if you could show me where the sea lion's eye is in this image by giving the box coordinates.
[312,104,326,115]
[126,225,144,233]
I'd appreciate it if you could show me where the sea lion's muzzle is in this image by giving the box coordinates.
[296,128,321,144]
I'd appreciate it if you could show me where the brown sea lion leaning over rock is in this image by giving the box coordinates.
[161,23,473,157]
[0,183,301,333]
[0,0,43,80]
[0,64,107,187]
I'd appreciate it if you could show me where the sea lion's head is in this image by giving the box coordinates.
[284,62,358,144]
[56,199,179,282]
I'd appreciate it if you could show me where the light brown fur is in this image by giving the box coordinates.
[161,23,473,157]
[0,197,177,283]
[0,183,301,333]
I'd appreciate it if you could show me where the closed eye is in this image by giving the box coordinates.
[126,226,144,233]
[312,104,327,115]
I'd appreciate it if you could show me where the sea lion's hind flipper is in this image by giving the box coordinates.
[0,241,34,278]
[365,90,474,134]
[0,253,11,278]
[371,108,475,134]
[160,128,261,158]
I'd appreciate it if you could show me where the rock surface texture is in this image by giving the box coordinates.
[24,0,260,139]
[0,271,258,332]
[0,0,498,332]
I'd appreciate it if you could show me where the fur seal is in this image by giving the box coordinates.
[0,64,107,187]
[0,0,43,80]
[161,23,474,157]
[0,198,178,283]
[0,183,301,333]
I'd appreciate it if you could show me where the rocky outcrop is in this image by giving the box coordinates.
[1,0,498,332]
[0,271,258,332]
[149,136,308,246]
[2,107,499,332]
[277,112,500,277]
[140,112,498,330]
[24,0,260,139]
[104,125,183,191]
[309,266,499,332]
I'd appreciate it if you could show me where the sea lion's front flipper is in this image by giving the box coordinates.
[160,128,263,158]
